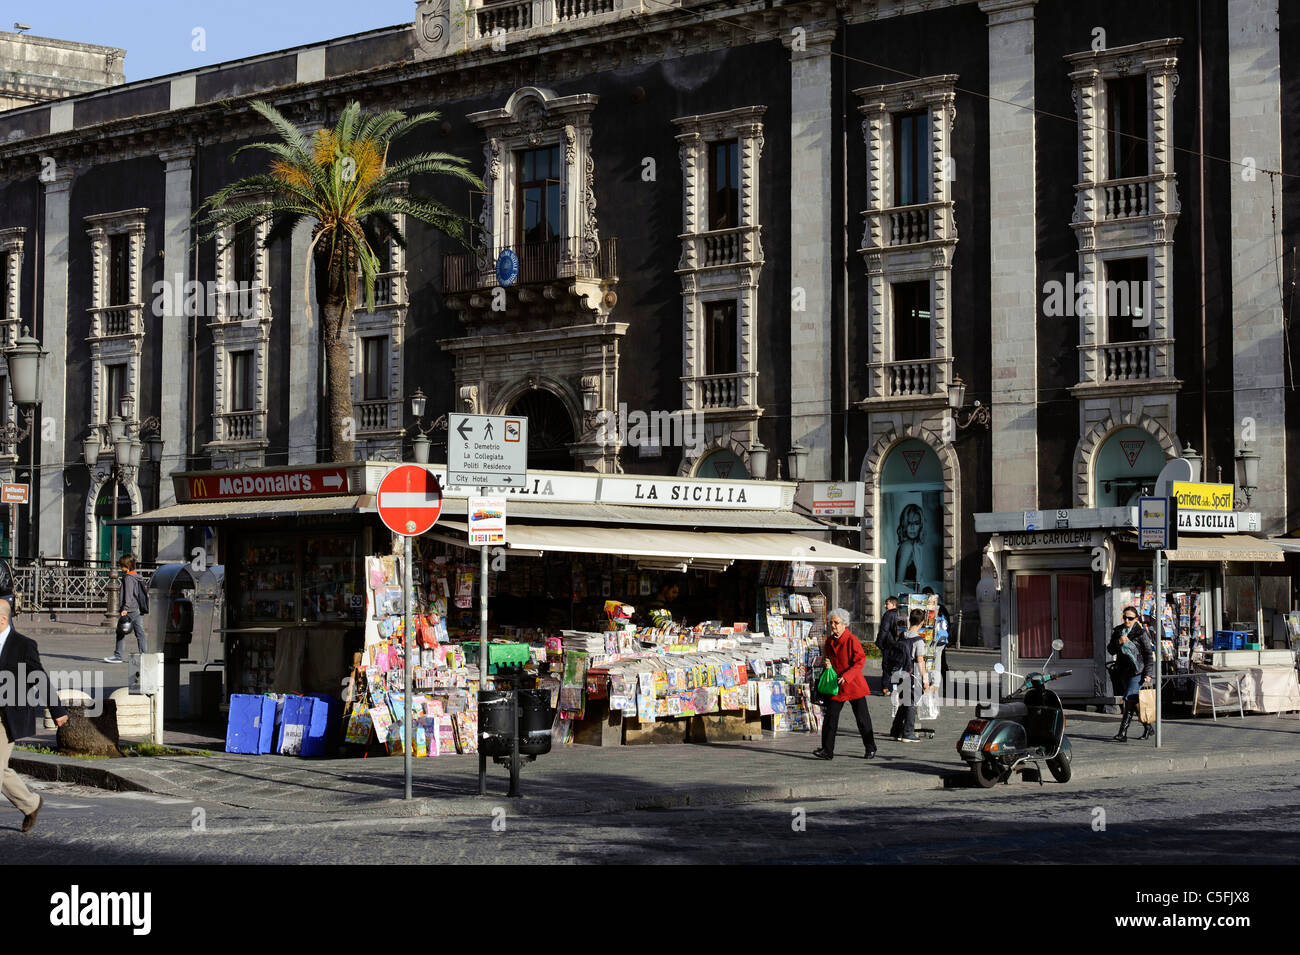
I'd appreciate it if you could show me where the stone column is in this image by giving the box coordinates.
[157,147,193,559]
[1227,0,1285,533]
[980,0,1039,512]
[288,216,319,464]
[38,167,74,559]
[785,23,837,480]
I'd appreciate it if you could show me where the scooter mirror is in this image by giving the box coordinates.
[993,663,1005,674]
[1051,639,1064,651]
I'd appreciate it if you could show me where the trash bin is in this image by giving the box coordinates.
[477,690,514,758]
[516,689,554,756]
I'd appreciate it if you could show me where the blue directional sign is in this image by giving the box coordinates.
[495,249,519,287]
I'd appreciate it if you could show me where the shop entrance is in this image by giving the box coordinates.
[879,438,944,600]
[1013,572,1094,696]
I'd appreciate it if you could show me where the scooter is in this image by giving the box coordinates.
[956,638,1073,788]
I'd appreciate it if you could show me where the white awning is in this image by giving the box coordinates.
[431,521,883,566]
[106,495,372,525]
[1165,535,1286,563]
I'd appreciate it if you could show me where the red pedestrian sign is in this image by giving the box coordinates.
[377,465,443,537]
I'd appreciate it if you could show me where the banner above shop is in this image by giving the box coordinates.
[177,465,353,502]
[364,464,793,510]
[797,482,864,517]
[1171,481,1234,512]
[1177,510,1242,533]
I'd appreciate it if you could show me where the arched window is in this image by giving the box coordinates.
[879,439,943,600]
[696,448,748,480]
[1094,426,1166,507]
[505,390,575,472]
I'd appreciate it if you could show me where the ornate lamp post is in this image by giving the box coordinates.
[406,387,448,464]
[948,374,991,431]
[85,393,160,618]
[2,327,46,558]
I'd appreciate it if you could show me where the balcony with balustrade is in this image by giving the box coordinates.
[205,408,269,468]
[859,357,953,411]
[1073,173,1176,227]
[443,235,618,323]
[88,304,143,340]
[468,0,630,43]
[678,226,760,271]
[861,201,954,252]
[682,371,759,415]
[1072,338,1179,397]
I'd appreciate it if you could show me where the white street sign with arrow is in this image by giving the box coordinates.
[448,414,528,487]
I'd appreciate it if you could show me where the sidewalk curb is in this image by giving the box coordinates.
[16,743,1300,817]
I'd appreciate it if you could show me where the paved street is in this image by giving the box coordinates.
[5,763,1297,864]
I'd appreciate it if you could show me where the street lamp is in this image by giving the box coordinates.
[947,373,991,431]
[1234,444,1259,507]
[747,440,769,481]
[786,444,808,482]
[1181,445,1202,481]
[406,386,448,464]
[3,327,46,559]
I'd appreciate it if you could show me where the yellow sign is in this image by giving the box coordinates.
[1171,481,1234,512]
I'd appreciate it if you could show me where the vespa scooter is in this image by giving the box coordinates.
[956,638,1073,788]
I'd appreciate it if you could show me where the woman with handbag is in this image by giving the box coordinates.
[813,609,877,761]
[1107,606,1156,741]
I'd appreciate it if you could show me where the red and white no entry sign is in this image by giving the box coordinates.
[376,465,443,536]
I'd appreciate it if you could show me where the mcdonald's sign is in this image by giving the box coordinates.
[184,466,351,501]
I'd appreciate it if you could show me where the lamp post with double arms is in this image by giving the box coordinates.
[405,387,448,463]
[84,393,161,619]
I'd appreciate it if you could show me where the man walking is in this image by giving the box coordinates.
[105,553,148,664]
[0,596,68,831]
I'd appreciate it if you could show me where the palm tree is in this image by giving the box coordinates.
[197,99,482,462]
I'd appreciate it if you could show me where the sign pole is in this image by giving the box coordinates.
[478,542,489,796]
[403,534,414,799]
[1159,545,1170,748]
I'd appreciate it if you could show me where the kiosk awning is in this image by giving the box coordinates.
[106,495,371,525]
[1165,535,1286,563]
[432,521,883,566]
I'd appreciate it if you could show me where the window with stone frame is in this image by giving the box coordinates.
[84,209,147,440]
[350,212,407,459]
[674,107,764,438]
[1066,39,1180,388]
[207,207,273,466]
[855,76,958,405]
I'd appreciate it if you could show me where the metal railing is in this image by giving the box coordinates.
[443,236,618,294]
[12,560,157,615]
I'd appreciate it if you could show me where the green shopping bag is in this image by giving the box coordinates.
[816,664,839,697]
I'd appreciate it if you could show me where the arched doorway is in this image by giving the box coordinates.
[696,448,749,480]
[95,481,134,566]
[879,438,944,600]
[506,389,576,471]
[1094,426,1166,507]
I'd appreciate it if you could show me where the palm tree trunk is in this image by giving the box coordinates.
[317,244,358,463]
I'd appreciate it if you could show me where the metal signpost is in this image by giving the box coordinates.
[1138,495,1177,748]
[449,420,527,796]
[375,465,444,800]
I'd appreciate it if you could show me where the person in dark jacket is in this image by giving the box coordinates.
[105,553,147,665]
[1107,605,1156,741]
[889,609,930,742]
[874,596,902,695]
[813,609,878,760]
[0,597,68,831]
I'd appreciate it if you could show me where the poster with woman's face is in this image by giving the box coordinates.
[881,490,944,599]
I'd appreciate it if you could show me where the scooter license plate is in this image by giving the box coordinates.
[961,735,982,753]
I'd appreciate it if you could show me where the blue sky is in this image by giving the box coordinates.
[16,0,415,82]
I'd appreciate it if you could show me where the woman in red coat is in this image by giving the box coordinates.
[813,609,878,760]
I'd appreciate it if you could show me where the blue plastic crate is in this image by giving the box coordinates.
[226,694,277,754]
[302,694,343,758]
[1212,630,1248,650]
[277,695,315,755]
